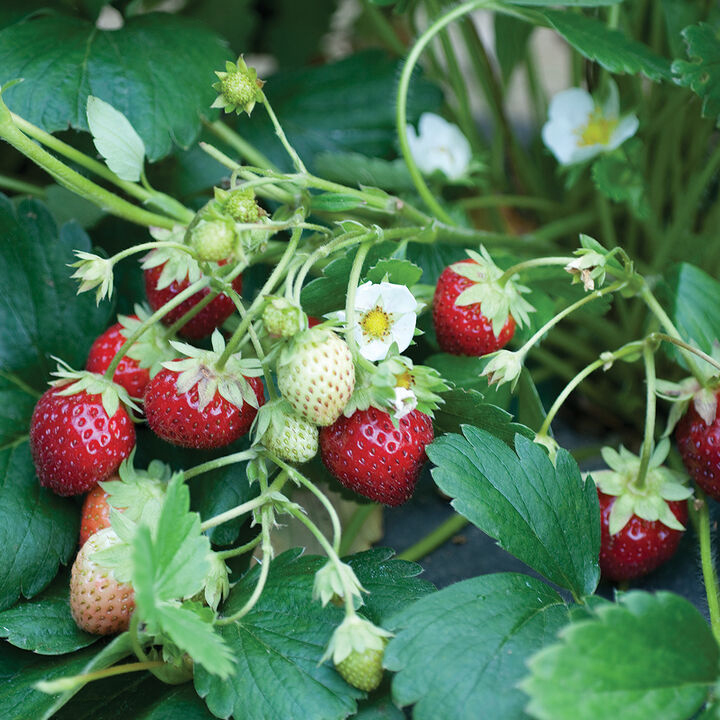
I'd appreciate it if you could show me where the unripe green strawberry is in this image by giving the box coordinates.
[190,220,236,262]
[262,298,305,338]
[277,328,355,426]
[336,645,385,692]
[225,189,260,223]
[70,528,135,635]
[262,413,318,463]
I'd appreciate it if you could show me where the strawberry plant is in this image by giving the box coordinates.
[4,1,720,719]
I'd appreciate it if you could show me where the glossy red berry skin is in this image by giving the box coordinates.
[319,408,434,507]
[30,388,135,496]
[144,369,265,449]
[432,260,516,356]
[598,490,687,582]
[676,393,720,500]
[143,263,243,340]
[79,481,115,546]
[86,319,149,398]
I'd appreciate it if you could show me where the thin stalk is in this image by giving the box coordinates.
[498,256,572,284]
[184,450,257,480]
[397,513,469,562]
[218,534,262,560]
[10,112,193,223]
[459,194,557,211]
[0,105,176,229]
[634,342,656,490]
[652,333,720,375]
[0,173,45,196]
[361,0,406,54]
[261,94,307,173]
[344,240,374,355]
[396,1,494,222]
[104,277,209,379]
[203,118,277,171]
[693,490,720,644]
[36,661,165,693]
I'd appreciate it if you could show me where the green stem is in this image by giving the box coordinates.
[218,228,303,367]
[634,342,657,491]
[0,173,45,196]
[0,105,176,230]
[361,0,406,54]
[344,240,374,355]
[498,256,572,285]
[104,277,209,379]
[397,513,469,562]
[184,450,257,480]
[459,194,557,211]
[261,94,307,173]
[36,661,165,693]
[338,503,378,556]
[111,241,193,265]
[200,472,288,532]
[10,112,193,223]
[639,284,706,383]
[203,118,278,170]
[218,534,262,560]
[397,3,495,223]
[651,333,720,375]
[694,490,720,644]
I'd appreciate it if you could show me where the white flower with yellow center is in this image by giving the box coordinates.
[406,112,472,180]
[542,84,638,166]
[341,281,419,362]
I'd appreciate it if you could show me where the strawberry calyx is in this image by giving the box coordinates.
[68,251,115,304]
[211,55,265,116]
[142,245,202,291]
[312,561,366,608]
[320,614,392,665]
[591,439,693,535]
[657,376,720,435]
[164,330,263,413]
[254,398,318,458]
[118,304,178,379]
[450,247,534,336]
[49,358,141,418]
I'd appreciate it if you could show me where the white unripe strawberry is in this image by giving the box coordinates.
[262,412,318,463]
[276,328,355,427]
[70,528,135,635]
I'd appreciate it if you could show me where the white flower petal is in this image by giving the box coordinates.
[608,114,639,151]
[377,282,418,314]
[542,119,580,165]
[358,336,393,362]
[406,112,471,180]
[390,313,416,354]
[354,282,383,311]
[547,88,594,127]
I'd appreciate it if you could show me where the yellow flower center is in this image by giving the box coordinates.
[360,307,391,339]
[396,370,413,389]
[577,109,618,147]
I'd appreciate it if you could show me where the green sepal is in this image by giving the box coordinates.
[119,304,178,379]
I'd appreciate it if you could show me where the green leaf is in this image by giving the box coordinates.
[0,195,113,390]
[365,259,423,287]
[495,14,533,84]
[0,443,78,610]
[672,24,720,124]
[508,0,623,4]
[661,0,705,57]
[591,141,650,219]
[301,241,401,316]
[424,353,511,402]
[434,389,534,445]
[354,694,405,719]
[311,193,364,212]
[0,14,230,161]
[0,572,96,654]
[314,153,415,192]
[517,368,548,432]
[661,262,720,370]
[346,548,435,625]
[544,10,672,82]
[385,573,569,720]
[237,50,442,171]
[406,243,466,285]
[0,374,35,450]
[522,591,718,720]
[43,185,105,230]
[196,549,428,720]
[86,96,145,182]
[427,428,600,597]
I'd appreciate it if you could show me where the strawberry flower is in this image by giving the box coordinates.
[542,83,638,166]
[406,112,472,180]
[340,281,419,362]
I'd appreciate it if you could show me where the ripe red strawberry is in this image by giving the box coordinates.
[433,259,516,356]
[598,489,687,582]
[70,528,135,635]
[144,262,243,340]
[320,407,434,506]
[144,368,264,449]
[30,387,135,496]
[86,318,150,398]
[676,391,720,499]
[79,480,115,546]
